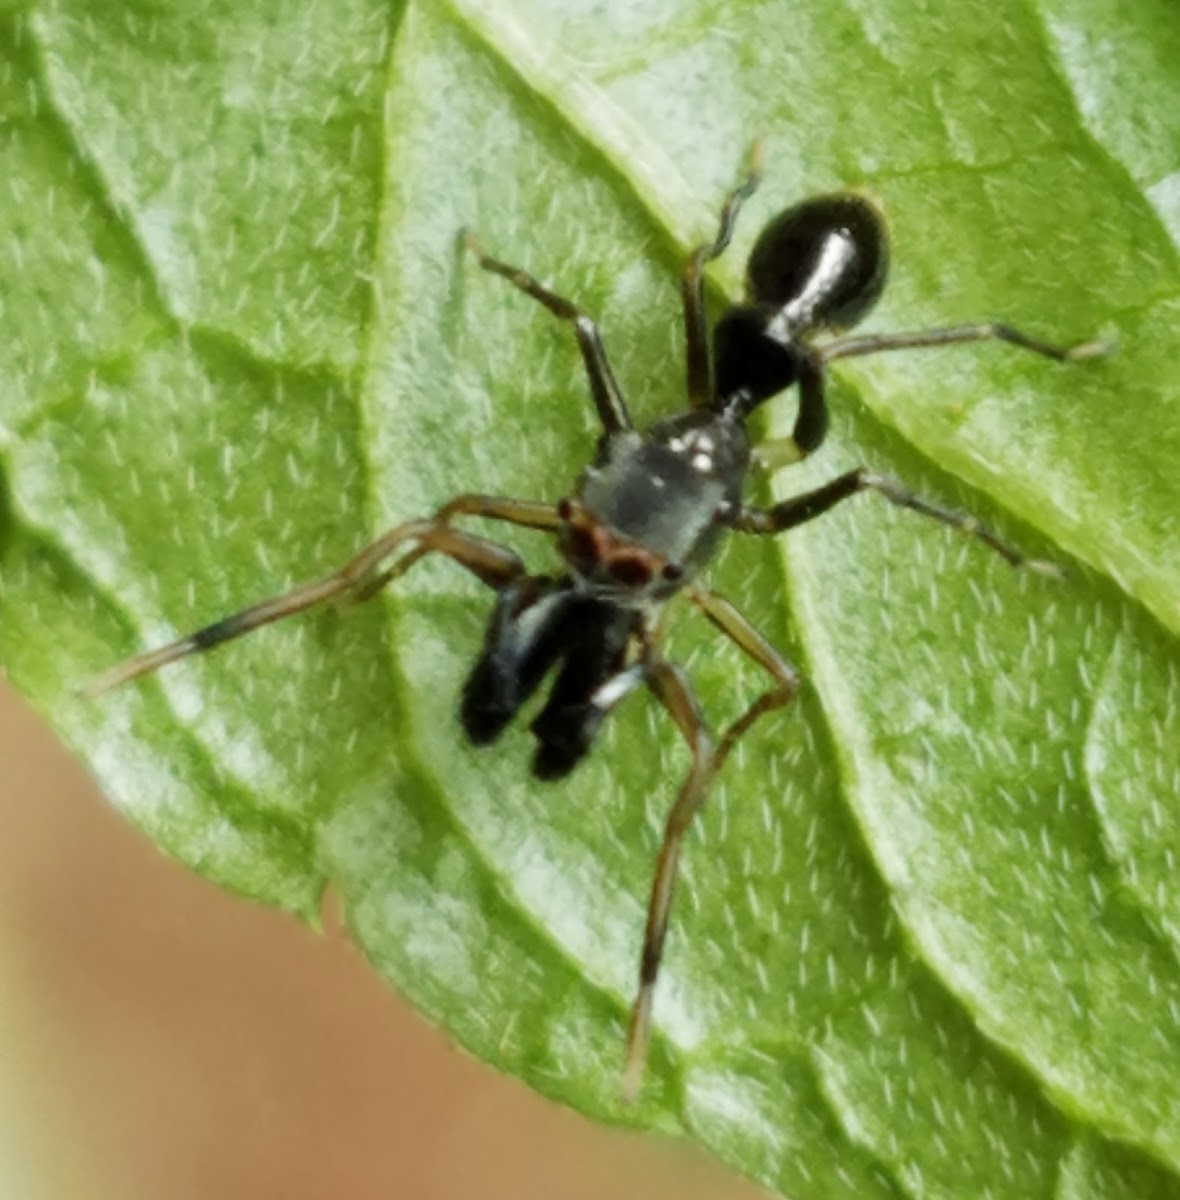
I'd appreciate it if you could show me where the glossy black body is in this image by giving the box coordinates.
[714,194,886,414]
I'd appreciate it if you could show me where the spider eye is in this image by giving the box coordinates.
[608,557,653,588]
[563,524,599,568]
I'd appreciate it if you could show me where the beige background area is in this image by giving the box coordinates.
[0,683,769,1200]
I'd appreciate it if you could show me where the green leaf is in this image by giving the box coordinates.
[3,1,1180,1196]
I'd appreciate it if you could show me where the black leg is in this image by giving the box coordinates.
[752,314,1109,474]
[529,611,640,780]
[733,468,1061,573]
[463,232,633,434]
[82,495,539,697]
[822,321,1110,366]
[460,576,574,748]
[750,351,828,470]
[682,143,764,407]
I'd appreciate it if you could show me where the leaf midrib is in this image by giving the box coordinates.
[434,0,1180,1176]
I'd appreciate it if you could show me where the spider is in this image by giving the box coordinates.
[86,145,1105,1097]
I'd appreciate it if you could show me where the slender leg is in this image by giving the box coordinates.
[822,321,1110,365]
[348,493,561,604]
[689,588,801,771]
[619,598,799,1097]
[437,492,564,531]
[83,500,534,698]
[622,657,715,1100]
[463,232,632,434]
[683,142,765,407]
[734,467,1060,573]
[752,315,1109,473]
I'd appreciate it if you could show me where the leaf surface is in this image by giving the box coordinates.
[3,2,1180,1196]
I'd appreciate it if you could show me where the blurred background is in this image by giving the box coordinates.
[0,683,768,1200]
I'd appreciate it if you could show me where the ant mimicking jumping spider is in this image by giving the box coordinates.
[86,145,1106,1097]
